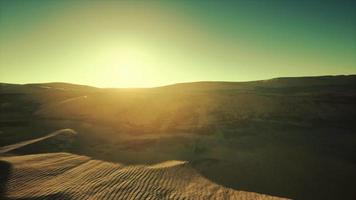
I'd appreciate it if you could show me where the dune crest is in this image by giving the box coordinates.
[0,129,77,154]
[148,160,188,169]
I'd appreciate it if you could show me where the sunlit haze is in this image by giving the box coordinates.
[1,0,355,87]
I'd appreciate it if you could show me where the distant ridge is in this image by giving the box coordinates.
[1,74,355,89]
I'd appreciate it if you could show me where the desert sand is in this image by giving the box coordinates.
[0,131,287,200]
[1,75,355,199]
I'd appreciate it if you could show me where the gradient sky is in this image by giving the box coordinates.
[1,0,355,87]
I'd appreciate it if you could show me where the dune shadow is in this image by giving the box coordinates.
[7,193,72,200]
[0,160,12,198]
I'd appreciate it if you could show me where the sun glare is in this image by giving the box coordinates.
[117,62,142,85]
[102,44,157,88]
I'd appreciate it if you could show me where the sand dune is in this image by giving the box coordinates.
[1,152,287,200]
[1,75,355,199]
[0,132,288,200]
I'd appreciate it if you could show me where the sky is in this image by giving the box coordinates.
[0,0,355,88]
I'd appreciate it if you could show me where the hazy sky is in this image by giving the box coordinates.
[1,0,355,87]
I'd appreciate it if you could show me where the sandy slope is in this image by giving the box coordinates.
[0,131,287,200]
[1,153,287,200]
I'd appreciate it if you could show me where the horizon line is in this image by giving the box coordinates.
[1,74,355,89]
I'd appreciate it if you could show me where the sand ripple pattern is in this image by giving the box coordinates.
[1,153,287,200]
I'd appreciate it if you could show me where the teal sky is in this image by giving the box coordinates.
[0,0,355,87]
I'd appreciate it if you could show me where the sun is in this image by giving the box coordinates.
[96,40,162,88]
[102,44,155,88]
[116,62,143,85]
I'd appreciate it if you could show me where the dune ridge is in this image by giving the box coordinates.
[0,129,77,154]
